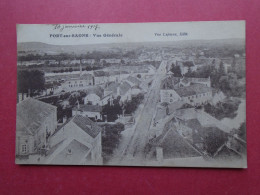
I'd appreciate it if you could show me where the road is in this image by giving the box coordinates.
[118,60,168,165]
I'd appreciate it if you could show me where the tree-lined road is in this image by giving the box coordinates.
[118,60,168,165]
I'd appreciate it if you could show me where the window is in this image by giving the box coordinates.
[67,149,72,155]
[22,144,27,153]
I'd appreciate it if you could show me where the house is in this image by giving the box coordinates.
[118,82,132,102]
[81,59,95,64]
[212,90,226,105]
[18,93,29,103]
[126,76,142,87]
[84,93,102,106]
[107,71,121,82]
[48,60,59,65]
[176,60,197,75]
[16,98,57,157]
[61,74,94,90]
[100,58,121,64]
[72,105,103,121]
[166,70,174,76]
[44,82,62,95]
[152,125,202,163]
[160,79,212,106]
[93,71,110,85]
[17,60,45,66]
[104,82,120,97]
[107,71,130,83]
[47,115,102,165]
[70,59,81,65]
[160,89,181,103]
[60,60,70,65]
[104,81,133,102]
[84,92,112,106]
[173,108,230,154]
[174,84,213,106]
[180,77,211,87]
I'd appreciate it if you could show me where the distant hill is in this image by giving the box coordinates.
[17,38,245,55]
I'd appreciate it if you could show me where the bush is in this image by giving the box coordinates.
[124,93,144,114]
[204,99,240,120]
[101,123,125,163]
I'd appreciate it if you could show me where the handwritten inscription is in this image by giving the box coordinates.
[53,24,100,32]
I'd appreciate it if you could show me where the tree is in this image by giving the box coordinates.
[184,67,193,77]
[170,63,182,77]
[238,122,246,141]
[17,70,45,95]
[120,59,125,64]
[101,123,125,163]
[219,61,226,75]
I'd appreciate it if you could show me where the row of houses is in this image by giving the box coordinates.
[151,108,246,166]
[160,76,215,106]
[16,98,103,165]
[70,76,146,121]
[59,70,132,91]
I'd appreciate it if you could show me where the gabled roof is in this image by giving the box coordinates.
[86,86,104,98]
[50,139,90,165]
[174,84,212,97]
[119,82,131,96]
[174,108,198,120]
[161,77,181,89]
[85,92,102,99]
[157,129,202,159]
[79,74,93,80]
[72,115,102,138]
[186,118,202,130]
[214,144,242,159]
[105,82,120,94]
[16,98,56,135]
[93,71,109,77]
[127,76,142,86]
[73,105,102,113]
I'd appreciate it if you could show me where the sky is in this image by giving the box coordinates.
[17,21,245,45]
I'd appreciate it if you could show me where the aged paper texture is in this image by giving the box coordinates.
[16,21,246,167]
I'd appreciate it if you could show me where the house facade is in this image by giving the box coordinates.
[93,71,110,85]
[175,84,213,106]
[61,74,94,90]
[16,98,57,157]
[84,93,112,106]
[72,105,103,121]
[48,115,102,165]
[160,89,181,103]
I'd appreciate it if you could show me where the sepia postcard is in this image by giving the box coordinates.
[16,21,246,168]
